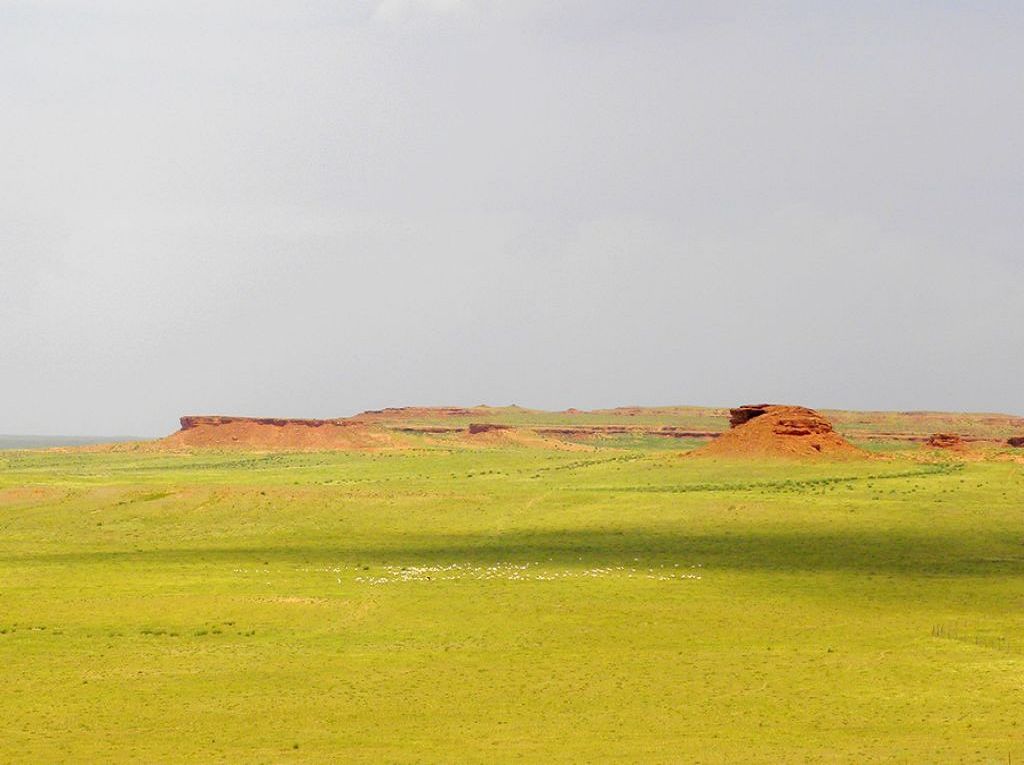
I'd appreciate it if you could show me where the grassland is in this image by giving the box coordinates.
[1,444,1023,762]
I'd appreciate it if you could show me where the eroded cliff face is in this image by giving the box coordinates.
[728,404,774,428]
[926,433,964,449]
[165,416,399,451]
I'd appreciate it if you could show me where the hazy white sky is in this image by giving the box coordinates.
[2,1,1022,435]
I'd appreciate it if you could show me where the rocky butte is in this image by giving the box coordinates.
[694,404,866,459]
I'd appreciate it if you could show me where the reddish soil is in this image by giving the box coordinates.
[693,405,866,460]
[925,433,965,450]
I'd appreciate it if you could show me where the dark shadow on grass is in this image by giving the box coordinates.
[5,527,1024,576]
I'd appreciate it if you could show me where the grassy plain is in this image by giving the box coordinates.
[1,445,1023,762]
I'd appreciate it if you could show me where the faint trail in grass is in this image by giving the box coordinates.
[521,454,645,477]
[932,623,1024,655]
[575,464,963,494]
[115,491,175,506]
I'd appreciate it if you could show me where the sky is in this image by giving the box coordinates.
[2,1,1022,436]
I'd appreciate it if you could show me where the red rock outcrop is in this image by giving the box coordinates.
[728,404,774,428]
[926,433,964,449]
[694,405,865,459]
[467,423,511,435]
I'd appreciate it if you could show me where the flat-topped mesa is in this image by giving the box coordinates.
[694,404,865,459]
[164,415,400,451]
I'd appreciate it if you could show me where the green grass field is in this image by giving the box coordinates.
[2,446,1023,762]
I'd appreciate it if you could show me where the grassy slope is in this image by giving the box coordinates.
[1,447,1023,762]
